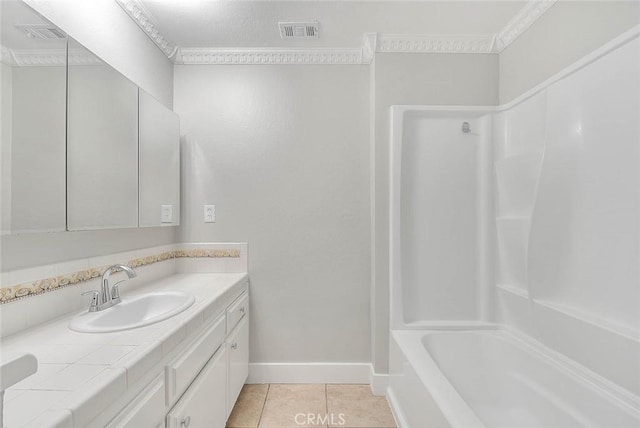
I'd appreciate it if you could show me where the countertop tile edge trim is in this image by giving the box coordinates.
[0,248,241,304]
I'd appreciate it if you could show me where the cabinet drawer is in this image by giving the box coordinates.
[227,316,249,417]
[166,314,225,405]
[106,377,164,428]
[226,292,248,334]
[166,345,227,428]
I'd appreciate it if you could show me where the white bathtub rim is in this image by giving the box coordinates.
[386,387,411,428]
[391,326,640,427]
[498,325,640,415]
[402,320,495,330]
[392,329,486,428]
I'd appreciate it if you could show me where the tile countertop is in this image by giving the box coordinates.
[1,273,249,428]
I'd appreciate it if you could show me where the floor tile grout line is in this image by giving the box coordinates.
[256,383,270,428]
[325,383,329,428]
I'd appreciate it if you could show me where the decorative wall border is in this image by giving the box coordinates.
[116,0,557,64]
[115,0,178,59]
[0,248,241,304]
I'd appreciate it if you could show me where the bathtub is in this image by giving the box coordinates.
[388,328,640,428]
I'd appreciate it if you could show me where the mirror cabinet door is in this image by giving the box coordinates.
[66,37,139,231]
[139,90,180,227]
[1,1,67,234]
[2,6,180,234]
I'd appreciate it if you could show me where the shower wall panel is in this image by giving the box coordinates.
[399,114,492,324]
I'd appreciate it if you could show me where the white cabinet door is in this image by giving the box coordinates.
[166,314,226,406]
[166,345,227,428]
[227,316,249,417]
[106,377,165,428]
[226,292,248,334]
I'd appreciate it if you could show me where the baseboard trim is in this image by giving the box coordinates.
[369,368,389,396]
[247,363,371,384]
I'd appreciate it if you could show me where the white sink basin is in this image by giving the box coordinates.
[69,291,195,333]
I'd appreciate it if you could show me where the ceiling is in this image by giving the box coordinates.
[138,1,527,49]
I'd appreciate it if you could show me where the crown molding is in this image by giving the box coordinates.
[1,47,67,67]
[1,46,103,67]
[176,47,366,65]
[116,0,554,64]
[362,33,377,63]
[12,49,67,66]
[1,45,17,66]
[115,0,178,59]
[67,49,104,66]
[496,0,558,52]
[376,34,496,54]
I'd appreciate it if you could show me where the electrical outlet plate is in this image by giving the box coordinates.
[204,205,215,223]
[161,205,173,223]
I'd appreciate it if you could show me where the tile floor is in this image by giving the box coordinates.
[227,384,397,428]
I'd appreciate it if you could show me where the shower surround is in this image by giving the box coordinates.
[387,28,640,427]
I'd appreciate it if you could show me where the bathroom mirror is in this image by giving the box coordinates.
[66,37,139,231]
[139,89,180,227]
[0,0,67,234]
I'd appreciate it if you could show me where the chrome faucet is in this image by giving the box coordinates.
[82,264,137,312]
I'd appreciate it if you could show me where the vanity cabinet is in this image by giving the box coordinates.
[227,316,249,417]
[166,345,227,428]
[108,377,165,428]
[165,315,226,405]
[106,289,249,428]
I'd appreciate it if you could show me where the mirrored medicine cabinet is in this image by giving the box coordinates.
[1,1,180,235]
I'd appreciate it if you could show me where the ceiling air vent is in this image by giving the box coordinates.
[16,25,66,40]
[279,22,319,39]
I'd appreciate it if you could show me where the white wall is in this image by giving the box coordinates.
[372,53,499,373]
[499,1,640,103]
[2,0,177,272]
[174,64,371,365]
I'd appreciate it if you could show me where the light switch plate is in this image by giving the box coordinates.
[161,205,173,223]
[204,205,215,223]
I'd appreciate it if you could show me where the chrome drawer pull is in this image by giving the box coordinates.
[181,416,191,427]
[231,342,238,350]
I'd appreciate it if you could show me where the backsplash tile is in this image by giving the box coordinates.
[0,244,244,305]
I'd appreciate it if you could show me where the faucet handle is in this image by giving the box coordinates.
[111,280,124,303]
[82,290,100,312]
